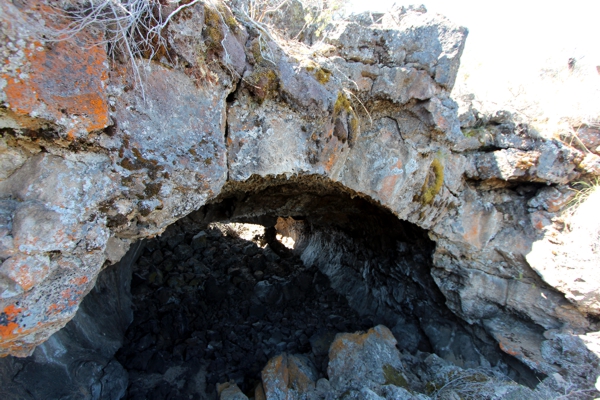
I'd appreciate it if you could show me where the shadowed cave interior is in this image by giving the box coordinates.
[112,175,539,399]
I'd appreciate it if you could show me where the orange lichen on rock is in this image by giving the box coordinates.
[0,304,23,340]
[261,354,290,398]
[260,353,317,397]
[46,303,61,315]
[461,217,481,245]
[324,153,337,172]
[1,5,109,138]
[61,286,85,307]
[530,211,552,231]
[70,276,89,286]
[328,326,390,356]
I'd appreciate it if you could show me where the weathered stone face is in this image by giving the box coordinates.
[0,0,229,356]
[0,0,599,394]
[0,1,110,140]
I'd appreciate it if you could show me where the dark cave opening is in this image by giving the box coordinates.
[116,223,376,399]
[110,175,538,399]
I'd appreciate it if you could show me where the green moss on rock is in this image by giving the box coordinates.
[302,60,331,84]
[333,92,359,145]
[216,3,239,33]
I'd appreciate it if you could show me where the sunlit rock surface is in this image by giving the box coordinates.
[0,0,599,397]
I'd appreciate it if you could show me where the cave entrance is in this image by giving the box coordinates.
[114,175,510,399]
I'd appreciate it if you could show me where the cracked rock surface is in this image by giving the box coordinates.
[1,0,600,397]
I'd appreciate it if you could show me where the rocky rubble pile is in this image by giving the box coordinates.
[221,325,549,400]
[117,224,373,399]
[116,222,565,400]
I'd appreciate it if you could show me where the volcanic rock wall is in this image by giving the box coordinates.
[1,0,599,393]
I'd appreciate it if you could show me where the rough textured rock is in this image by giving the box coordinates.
[0,1,110,139]
[255,324,548,399]
[0,241,142,399]
[527,182,600,315]
[327,325,405,389]
[113,222,374,398]
[0,0,599,397]
[0,0,229,356]
[260,353,318,399]
[218,381,248,400]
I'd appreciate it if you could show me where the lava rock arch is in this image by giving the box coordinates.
[110,174,538,398]
[1,1,598,397]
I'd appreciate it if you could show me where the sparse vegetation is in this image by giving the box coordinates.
[568,178,600,211]
[47,0,204,97]
[565,178,600,236]
[244,0,346,40]
[428,368,523,400]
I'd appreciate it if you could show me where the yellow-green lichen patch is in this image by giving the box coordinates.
[314,67,331,84]
[333,92,359,145]
[250,38,276,67]
[250,40,264,65]
[301,59,331,84]
[348,113,359,139]
[245,68,280,103]
[216,3,239,33]
[334,92,353,116]
[383,364,409,389]
[204,6,225,51]
[302,59,319,72]
[421,158,444,205]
